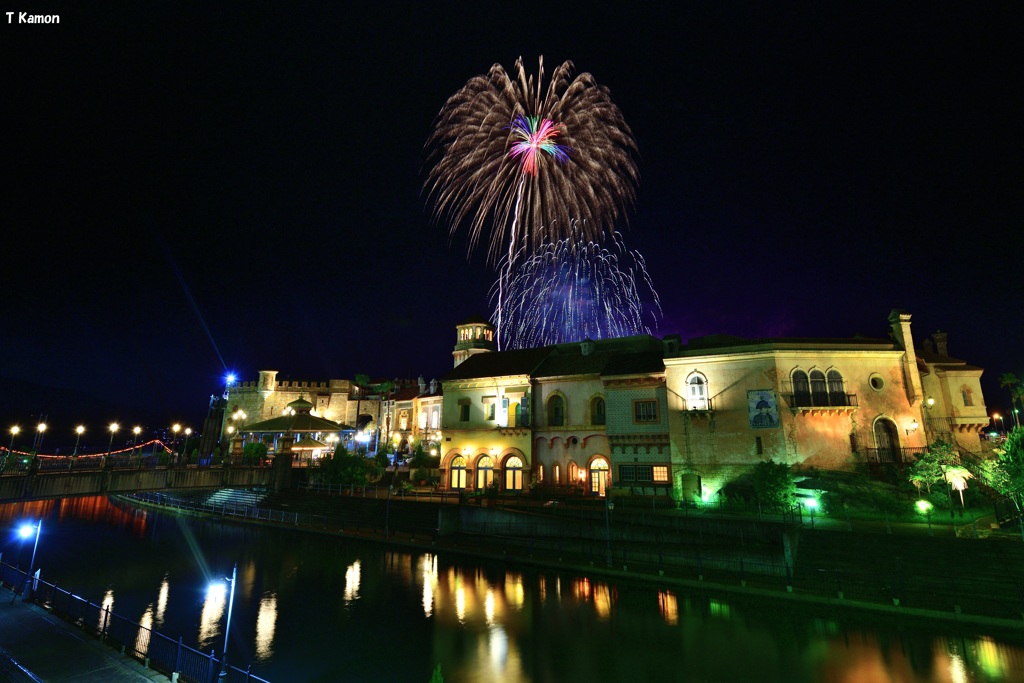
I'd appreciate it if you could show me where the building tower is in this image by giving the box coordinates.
[453,315,496,367]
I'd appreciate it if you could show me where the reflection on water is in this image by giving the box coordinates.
[343,560,360,603]
[199,581,226,649]
[11,498,1024,682]
[99,589,114,632]
[136,603,153,655]
[255,593,277,661]
[155,575,169,629]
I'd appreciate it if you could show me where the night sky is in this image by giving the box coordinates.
[4,2,1021,446]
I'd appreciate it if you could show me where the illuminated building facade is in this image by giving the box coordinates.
[440,310,989,499]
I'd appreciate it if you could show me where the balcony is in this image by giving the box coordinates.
[865,446,929,464]
[784,393,858,416]
[681,396,714,416]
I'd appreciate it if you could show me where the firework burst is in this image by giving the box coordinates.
[424,56,639,265]
[491,224,661,349]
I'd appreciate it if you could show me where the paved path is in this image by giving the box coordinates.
[0,586,169,683]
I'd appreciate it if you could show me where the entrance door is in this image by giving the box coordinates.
[873,419,901,463]
[589,458,609,496]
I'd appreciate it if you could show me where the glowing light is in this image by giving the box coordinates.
[199,581,227,648]
[75,425,85,435]
[915,500,933,514]
[658,591,678,625]
[18,524,34,539]
[484,588,496,625]
[226,373,237,386]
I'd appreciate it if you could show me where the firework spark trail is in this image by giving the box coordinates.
[425,56,639,350]
[490,225,661,349]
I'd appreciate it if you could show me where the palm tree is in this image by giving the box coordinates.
[1001,373,1022,428]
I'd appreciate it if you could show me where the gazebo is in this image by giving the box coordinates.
[236,397,351,466]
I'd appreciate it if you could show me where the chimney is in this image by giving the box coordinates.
[932,331,948,357]
[429,378,438,394]
[580,338,595,356]
[887,309,923,405]
[417,375,426,393]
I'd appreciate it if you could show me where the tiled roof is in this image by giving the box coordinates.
[443,346,554,381]
[241,412,351,434]
[676,335,892,352]
[534,350,614,378]
[601,351,665,376]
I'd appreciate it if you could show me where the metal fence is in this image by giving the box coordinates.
[0,560,269,683]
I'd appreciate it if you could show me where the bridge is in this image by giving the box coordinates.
[0,440,274,503]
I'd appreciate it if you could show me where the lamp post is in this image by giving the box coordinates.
[211,563,237,679]
[131,426,142,458]
[182,428,192,463]
[994,413,1004,435]
[11,520,41,604]
[172,424,181,463]
[4,426,19,470]
[805,498,818,529]
[916,500,933,536]
[106,422,119,456]
[34,422,47,453]
[73,425,85,456]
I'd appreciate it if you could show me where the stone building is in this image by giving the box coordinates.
[221,370,379,448]
[380,376,443,456]
[439,310,990,499]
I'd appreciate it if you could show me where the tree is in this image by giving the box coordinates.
[749,460,795,509]
[318,442,369,486]
[979,426,1024,509]
[1000,373,1022,428]
[906,441,958,495]
[242,441,268,466]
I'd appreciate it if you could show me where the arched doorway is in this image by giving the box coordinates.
[589,458,609,496]
[476,455,494,490]
[504,456,524,491]
[873,419,901,463]
[450,456,467,489]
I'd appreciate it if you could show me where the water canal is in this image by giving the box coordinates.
[2,495,1024,683]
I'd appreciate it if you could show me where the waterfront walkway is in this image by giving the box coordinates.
[0,584,168,683]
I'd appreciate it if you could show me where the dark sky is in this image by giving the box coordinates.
[4,2,1021,443]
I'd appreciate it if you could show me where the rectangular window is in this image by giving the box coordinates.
[653,466,669,483]
[634,400,659,423]
[619,465,636,481]
[636,465,653,481]
[460,404,470,422]
[486,403,496,420]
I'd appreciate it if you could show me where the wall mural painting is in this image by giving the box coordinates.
[748,390,780,429]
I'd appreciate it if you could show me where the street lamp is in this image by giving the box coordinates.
[34,422,47,453]
[73,425,85,456]
[916,499,934,536]
[805,497,819,529]
[107,422,119,457]
[131,426,142,458]
[172,423,181,460]
[10,520,41,604]
[994,413,1004,435]
[182,428,192,462]
[4,426,19,468]
[209,563,237,679]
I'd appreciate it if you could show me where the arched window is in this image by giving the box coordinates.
[548,395,565,426]
[476,455,494,490]
[536,464,544,483]
[591,397,606,425]
[553,463,560,485]
[430,411,439,429]
[792,370,810,407]
[687,373,708,410]
[961,386,974,406]
[810,370,828,406]
[450,456,467,490]
[505,456,524,491]
[826,370,845,406]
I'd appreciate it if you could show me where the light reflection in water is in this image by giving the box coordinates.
[420,554,437,618]
[484,589,496,625]
[255,592,277,661]
[977,637,1008,678]
[199,582,226,649]
[99,589,114,632]
[658,590,677,626]
[155,575,169,629]
[504,573,523,609]
[455,584,467,623]
[343,561,361,603]
[949,651,969,683]
[135,604,153,655]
